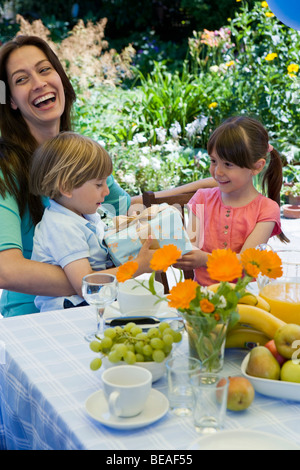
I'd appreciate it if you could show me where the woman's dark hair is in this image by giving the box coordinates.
[0,35,76,226]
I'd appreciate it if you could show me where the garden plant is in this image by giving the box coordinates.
[10,1,300,197]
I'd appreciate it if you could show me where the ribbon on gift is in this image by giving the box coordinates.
[112,204,166,231]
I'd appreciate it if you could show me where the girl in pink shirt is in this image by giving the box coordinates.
[175,116,289,285]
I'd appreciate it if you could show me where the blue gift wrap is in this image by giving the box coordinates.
[104,203,193,266]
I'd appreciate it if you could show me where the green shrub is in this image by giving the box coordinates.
[113,1,300,156]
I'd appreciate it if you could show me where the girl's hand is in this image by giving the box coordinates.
[174,248,208,271]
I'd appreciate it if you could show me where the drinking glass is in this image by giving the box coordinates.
[82,273,118,341]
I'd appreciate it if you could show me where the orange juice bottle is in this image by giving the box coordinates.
[260,282,300,324]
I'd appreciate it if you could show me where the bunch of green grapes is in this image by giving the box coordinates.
[89,321,182,371]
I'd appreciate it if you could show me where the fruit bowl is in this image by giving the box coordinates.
[241,353,300,402]
[102,356,167,383]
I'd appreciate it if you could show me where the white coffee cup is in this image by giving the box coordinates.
[117,279,164,315]
[102,365,152,417]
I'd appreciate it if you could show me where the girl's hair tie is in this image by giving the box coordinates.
[268,144,273,153]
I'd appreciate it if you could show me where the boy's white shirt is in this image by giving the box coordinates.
[31,199,112,312]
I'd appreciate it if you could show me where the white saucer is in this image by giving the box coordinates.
[85,388,169,430]
[188,430,300,450]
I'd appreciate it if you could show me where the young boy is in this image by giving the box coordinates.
[30,132,154,311]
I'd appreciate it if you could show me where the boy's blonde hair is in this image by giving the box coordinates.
[30,132,113,199]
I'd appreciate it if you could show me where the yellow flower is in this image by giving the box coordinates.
[167,279,198,309]
[116,261,139,283]
[265,53,278,61]
[288,73,297,78]
[265,12,275,17]
[208,102,218,109]
[150,244,181,272]
[200,299,215,313]
[261,1,268,7]
[207,249,243,282]
[225,60,235,67]
[287,64,299,74]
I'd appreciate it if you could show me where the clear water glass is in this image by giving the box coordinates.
[82,273,118,341]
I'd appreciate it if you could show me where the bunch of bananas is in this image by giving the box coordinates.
[208,283,286,350]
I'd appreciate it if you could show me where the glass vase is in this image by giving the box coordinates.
[182,312,229,373]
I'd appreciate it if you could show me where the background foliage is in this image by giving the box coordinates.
[1,0,255,40]
[1,0,299,198]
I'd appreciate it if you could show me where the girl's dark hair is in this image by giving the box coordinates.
[207,116,289,243]
[0,35,76,226]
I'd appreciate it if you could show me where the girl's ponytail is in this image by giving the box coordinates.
[262,148,289,243]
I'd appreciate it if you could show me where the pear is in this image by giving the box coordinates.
[246,346,280,380]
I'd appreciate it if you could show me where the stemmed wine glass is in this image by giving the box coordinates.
[82,273,118,341]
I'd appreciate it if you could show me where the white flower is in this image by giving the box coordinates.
[140,146,151,155]
[169,121,182,140]
[198,115,208,132]
[163,141,182,153]
[123,173,136,184]
[166,151,180,162]
[138,155,150,168]
[218,296,227,309]
[155,127,167,144]
[133,133,147,144]
[185,115,208,139]
[285,149,295,164]
[209,65,219,73]
[200,286,214,299]
[152,157,161,170]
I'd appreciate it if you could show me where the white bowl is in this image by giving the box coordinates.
[117,279,164,316]
[241,353,300,401]
[102,356,167,383]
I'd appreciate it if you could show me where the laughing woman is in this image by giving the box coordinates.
[0,35,214,317]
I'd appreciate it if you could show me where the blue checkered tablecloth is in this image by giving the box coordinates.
[0,306,300,450]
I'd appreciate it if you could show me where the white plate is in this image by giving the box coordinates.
[105,299,178,319]
[188,430,300,450]
[241,353,300,401]
[85,388,169,430]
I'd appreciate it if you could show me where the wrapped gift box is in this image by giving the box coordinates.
[104,203,193,266]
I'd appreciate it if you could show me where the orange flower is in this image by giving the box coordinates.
[167,279,198,309]
[241,248,283,279]
[116,261,138,283]
[243,262,260,278]
[260,251,283,279]
[207,249,243,282]
[150,244,182,272]
[200,299,215,313]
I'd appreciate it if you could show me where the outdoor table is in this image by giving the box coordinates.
[0,306,300,451]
